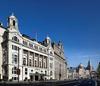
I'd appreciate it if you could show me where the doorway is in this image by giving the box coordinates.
[30,75,33,81]
[35,75,38,81]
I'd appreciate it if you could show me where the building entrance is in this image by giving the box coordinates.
[35,75,38,81]
[30,75,33,81]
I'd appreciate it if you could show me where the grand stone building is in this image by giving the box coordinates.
[0,14,67,81]
[52,42,67,80]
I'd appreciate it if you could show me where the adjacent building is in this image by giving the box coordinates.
[67,67,78,79]
[52,42,67,80]
[0,14,67,81]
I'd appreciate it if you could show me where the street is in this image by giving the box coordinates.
[57,79,97,86]
[0,79,99,86]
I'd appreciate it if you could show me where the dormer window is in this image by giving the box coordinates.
[23,40,28,46]
[12,36,19,42]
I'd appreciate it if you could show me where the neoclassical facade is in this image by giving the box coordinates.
[0,14,67,81]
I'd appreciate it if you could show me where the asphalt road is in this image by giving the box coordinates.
[57,79,97,86]
[0,79,98,86]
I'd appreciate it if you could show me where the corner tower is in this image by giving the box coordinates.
[8,13,19,33]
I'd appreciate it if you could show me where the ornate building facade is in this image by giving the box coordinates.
[52,42,67,80]
[0,14,67,81]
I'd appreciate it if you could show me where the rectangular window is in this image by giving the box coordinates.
[12,45,18,50]
[23,58,26,65]
[44,62,46,68]
[29,43,33,48]
[39,47,42,51]
[39,61,42,68]
[29,59,31,66]
[25,68,27,75]
[12,54,18,64]
[12,67,17,74]
[50,71,52,76]
[23,40,28,46]
[12,77,18,80]
[34,45,38,50]
[45,71,47,75]
[35,60,37,67]
[23,50,27,54]
[14,57,17,64]
[50,63,53,69]
[13,20,15,26]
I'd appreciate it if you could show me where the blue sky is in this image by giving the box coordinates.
[0,0,100,69]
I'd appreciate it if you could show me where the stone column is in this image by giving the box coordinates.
[42,56,44,68]
[27,51,29,66]
[46,57,48,68]
[33,52,35,67]
[38,54,39,67]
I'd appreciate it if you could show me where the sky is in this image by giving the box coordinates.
[0,0,100,70]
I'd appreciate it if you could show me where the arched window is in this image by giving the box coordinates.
[13,20,15,26]
[12,36,19,42]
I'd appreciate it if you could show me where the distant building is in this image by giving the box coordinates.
[68,60,93,79]
[77,63,86,78]
[0,14,67,81]
[68,67,78,79]
[76,60,93,79]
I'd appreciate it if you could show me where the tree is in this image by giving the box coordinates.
[97,62,100,78]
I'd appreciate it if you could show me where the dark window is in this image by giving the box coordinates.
[13,20,15,26]
[23,58,26,65]
[50,52,52,55]
[23,50,27,54]
[29,59,31,66]
[12,54,18,64]
[23,41,28,46]
[25,68,27,75]
[12,36,19,42]
[12,45,18,50]
[12,77,18,80]
[35,60,37,67]
[29,43,33,48]
[45,71,47,75]
[12,67,17,74]
[50,71,52,76]
[39,61,42,68]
